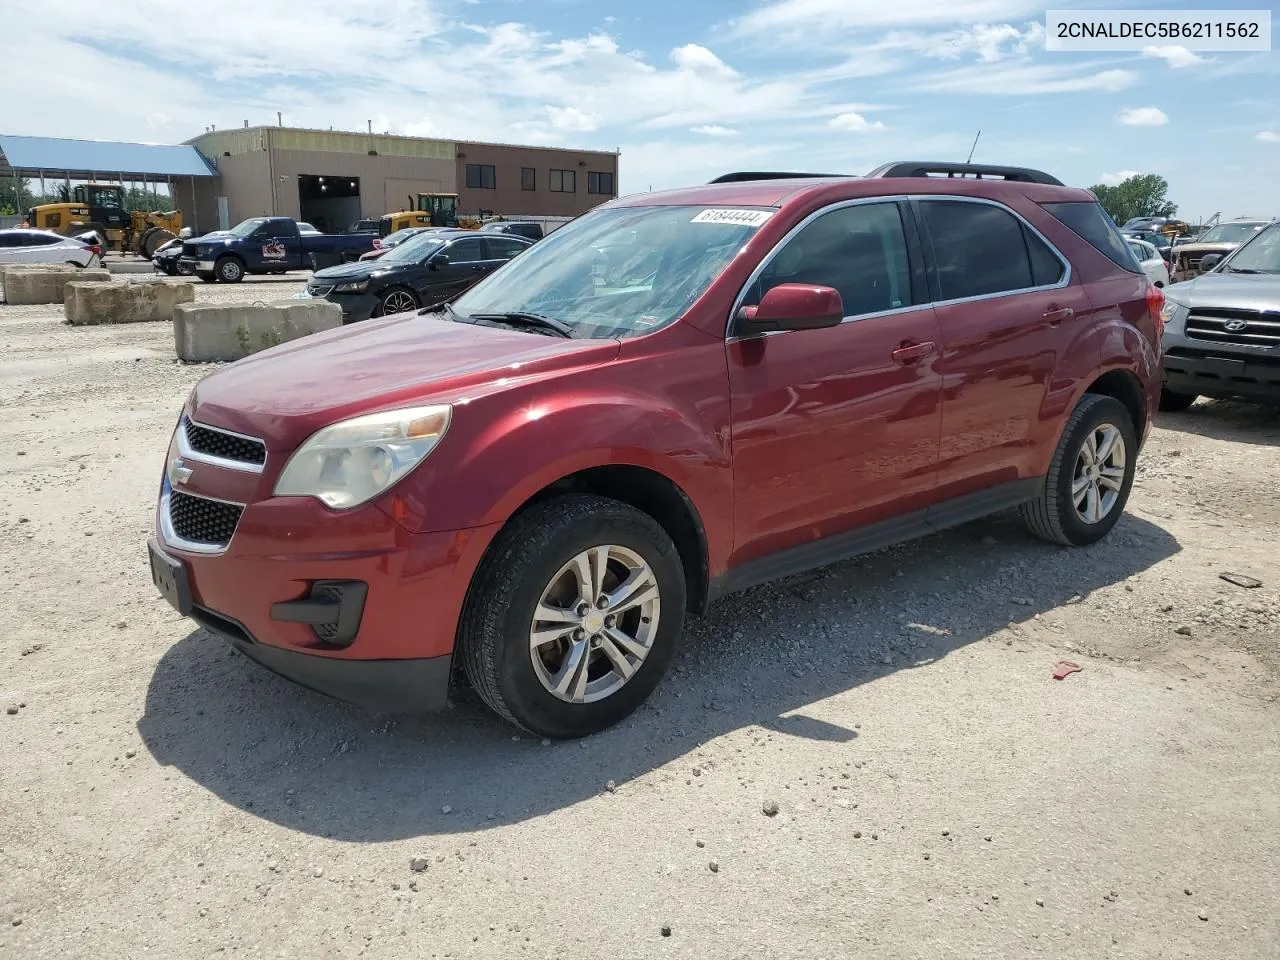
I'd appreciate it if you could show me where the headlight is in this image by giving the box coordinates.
[1160,299,1184,323]
[334,280,369,293]
[273,405,451,509]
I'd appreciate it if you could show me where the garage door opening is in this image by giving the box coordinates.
[297,175,361,234]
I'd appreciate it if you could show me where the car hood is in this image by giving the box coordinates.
[1175,241,1242,256]
[188,314,621,450]
[310,260,409,282]
[1166,272,1280,309]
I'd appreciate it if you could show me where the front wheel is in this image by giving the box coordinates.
[215,256,244,283]
[459,494,686,739]
[196,271,217,283]
[376,287,419,317]
[1020,394,1137,546]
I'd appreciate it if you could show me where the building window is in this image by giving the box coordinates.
[549,169,576,193]
[466,164,496,190]
[587,171,615,196]
[521,167,536,191]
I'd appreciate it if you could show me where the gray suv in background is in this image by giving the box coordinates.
[1160,221,1280,410]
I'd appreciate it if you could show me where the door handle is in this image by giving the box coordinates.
[891,340,936,364]
[1043,305,1074,325]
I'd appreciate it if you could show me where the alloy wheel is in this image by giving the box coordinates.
[528,545,661,704]
[382,290,417,314]
[1072,422,1126,524]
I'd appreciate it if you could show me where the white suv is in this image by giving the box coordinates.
[0,229,101,268]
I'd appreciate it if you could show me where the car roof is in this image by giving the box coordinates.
[0,228,67,239]
[608,174,1093,212]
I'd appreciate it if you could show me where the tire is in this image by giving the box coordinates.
[459,494,687,739]
[176,260,195,277]
[374,287,419,317]
[142,228,175,259]
[135,227,158,257]
[215,256,244,283]
[1019,394,1137,547]
[1158,388,1197,413]
[196,271,217,283]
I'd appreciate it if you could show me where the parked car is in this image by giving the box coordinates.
[179,217,378,282]
[1126,237,1170,287]
[298,222,321,236]
[1171,219,1272,283]
[346,219,381,234]
[0,228,100,268]
[482,220,545,242]
[1159,220,1280,410]
[148,161,1162,738]
[358,226,438,262]
[1121,228,1172,262]
[304,229,532,321]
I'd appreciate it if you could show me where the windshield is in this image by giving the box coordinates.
[380,232,445,263]
[1199,223,1267,244]
[1221,224,1280,274]
[384,229,423,247]
[229,218,269,238]
[453,204,772,338]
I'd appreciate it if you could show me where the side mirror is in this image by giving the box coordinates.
[1198,253,1223,272]
[736,283,844,335]
[428,253,450,270]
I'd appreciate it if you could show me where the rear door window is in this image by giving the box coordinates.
[446,238,485,263]
[917,200,1037,300]
[1025,225,1066,286]
[1042,201,1143,273]
[484,237,530,261]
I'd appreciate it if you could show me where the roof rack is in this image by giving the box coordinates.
[708,171,852,184]
[866,161,1064,186]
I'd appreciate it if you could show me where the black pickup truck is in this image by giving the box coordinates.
[179,217,377,283]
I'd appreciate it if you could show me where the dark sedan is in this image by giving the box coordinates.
[304,230,533,322]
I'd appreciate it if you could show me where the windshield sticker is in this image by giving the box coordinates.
[690,208,774,227]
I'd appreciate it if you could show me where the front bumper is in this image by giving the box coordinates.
[191,603,452,713]
[319,291,378,324]
[1163,348,1280,401]
[149,488,498,714]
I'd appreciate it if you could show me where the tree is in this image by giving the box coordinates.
[1088,173,1178,226]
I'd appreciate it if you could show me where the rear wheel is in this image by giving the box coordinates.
[1158,388,1197,412]
[215,256,244,283]
[375,287,419,317]
[459,494,686,739]
[1020,394,1137,546]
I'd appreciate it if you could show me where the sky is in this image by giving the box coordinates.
[4,0,1278,222]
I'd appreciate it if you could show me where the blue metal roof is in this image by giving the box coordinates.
[0,135,217,177]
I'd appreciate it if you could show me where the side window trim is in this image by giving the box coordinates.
[727,196,926,341]
[907,195,1071,307]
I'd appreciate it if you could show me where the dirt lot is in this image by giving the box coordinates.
[2,276,1278,959]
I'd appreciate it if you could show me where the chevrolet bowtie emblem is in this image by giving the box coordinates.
[170,457,193,486]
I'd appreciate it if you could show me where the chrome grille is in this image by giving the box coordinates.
[183,418,266,466]
[1186,308,1280,347]
[307,283,334,297]
[168,491,243,547]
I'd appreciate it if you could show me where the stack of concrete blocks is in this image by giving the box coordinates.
[172,299,343,363]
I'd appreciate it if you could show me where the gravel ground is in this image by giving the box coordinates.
[2,282,1278,959]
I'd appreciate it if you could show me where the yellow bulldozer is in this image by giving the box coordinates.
[27,183,183,257]
[379,193,486,234]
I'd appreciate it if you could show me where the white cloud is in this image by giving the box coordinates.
[546,106,599,132]
[1100,170,1142,186]
[1142,45,1205,69]
[691,125,738,136]
[915,62,1136,95]
[1257,131,1280,143]
[670,44,737,78]
[880,21,1044,62]
[1117,106,1169,127]
[828,111,887,132]
[731,0,1043,44]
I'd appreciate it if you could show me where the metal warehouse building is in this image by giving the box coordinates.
[185,126,620,233]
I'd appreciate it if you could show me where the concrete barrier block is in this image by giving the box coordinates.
[3,268,112,305]
[173,299,343,363]
[64,281,194,325]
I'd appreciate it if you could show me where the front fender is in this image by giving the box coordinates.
[383,374,733,569]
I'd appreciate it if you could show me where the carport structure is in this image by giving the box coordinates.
[0,134,218,228]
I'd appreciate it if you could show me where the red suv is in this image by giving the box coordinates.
[148,161,1164,738]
